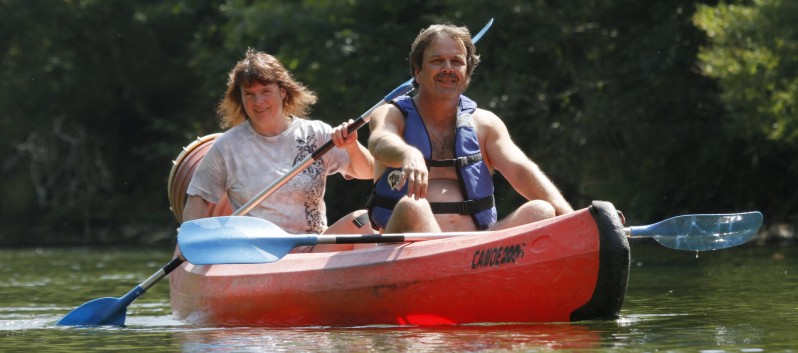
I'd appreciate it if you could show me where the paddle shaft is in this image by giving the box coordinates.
[121,258,185,308]
[318,223,740,244]
[316,231,485,244]
[140,257,184,291]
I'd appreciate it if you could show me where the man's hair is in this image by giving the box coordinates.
[409,24,481,87]
[217,48,318,128]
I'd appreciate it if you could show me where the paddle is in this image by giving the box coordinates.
[177,211,763,265]
[55,258,183,326]
[626,211,763,251]
[56,18,496,327]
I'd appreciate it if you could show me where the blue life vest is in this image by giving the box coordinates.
[368,95,497,230]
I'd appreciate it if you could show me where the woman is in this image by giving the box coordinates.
[183,49,375,251]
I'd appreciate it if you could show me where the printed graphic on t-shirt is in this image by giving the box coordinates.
[291,134,325,233]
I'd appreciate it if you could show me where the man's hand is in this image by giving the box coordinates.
[400,150,428,200]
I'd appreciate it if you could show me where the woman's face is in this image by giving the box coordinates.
[241,81,286,130]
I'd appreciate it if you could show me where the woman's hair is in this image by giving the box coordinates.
[217,48,318,128]
[408,24,481,87]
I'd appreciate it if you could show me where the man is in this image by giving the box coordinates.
[367,23,573,233]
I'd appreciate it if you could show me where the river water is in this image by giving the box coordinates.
[1,242,796,352]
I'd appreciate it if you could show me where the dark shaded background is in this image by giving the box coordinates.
[1,0,794,246]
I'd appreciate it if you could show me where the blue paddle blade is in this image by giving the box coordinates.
[57,297,127,326]
[178,216,319,265]
[629,212,763,251]
[472,18,493,43]
[56,284,147,326]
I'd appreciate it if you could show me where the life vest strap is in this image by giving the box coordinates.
[426,153,483,168]
[368,193,495,215]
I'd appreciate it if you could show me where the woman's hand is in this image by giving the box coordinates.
[332,119,358,150]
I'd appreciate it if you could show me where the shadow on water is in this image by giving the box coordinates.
[1,244,796,352]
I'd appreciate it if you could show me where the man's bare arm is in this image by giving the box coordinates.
[368,105,429,199]
[478,110,573,215]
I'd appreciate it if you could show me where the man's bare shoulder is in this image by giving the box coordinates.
[472,108,507,134]
[372,101,397,114]
[371,103,405,131]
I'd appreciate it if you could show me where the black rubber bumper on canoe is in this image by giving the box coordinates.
[570,201,630,321]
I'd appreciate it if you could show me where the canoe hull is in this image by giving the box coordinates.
[169,201,629,326]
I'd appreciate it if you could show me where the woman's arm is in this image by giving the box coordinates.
[182,195,214,222]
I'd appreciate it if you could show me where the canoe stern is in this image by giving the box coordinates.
[570,200,630,321]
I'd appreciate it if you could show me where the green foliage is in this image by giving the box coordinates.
[0,0,224,243]
[0,0,794,245]
[693,0,798,221]
[695,0,798,144]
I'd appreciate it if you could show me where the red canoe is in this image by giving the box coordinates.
[168,202,628,326]
[167,135,630,326]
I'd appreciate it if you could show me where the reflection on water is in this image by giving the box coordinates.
[174,324,601,352]
[1,244,796,352]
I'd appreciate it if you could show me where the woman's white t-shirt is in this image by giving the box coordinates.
[187,118,350,234]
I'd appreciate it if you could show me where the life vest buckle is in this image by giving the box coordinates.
[458,199,477,214]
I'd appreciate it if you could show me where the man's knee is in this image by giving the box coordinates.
[393,196,432,216]
[385,197,437,233]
